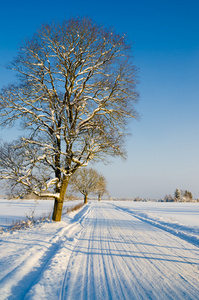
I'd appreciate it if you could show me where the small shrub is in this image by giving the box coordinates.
[1,210,52,234]
[66,202,84,214]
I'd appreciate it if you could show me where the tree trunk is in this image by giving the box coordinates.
[52,176,69,222]
[52,199,64,222]
[84,194,88,204]
[98,194,101,201]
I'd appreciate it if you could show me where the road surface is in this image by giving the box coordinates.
[0,202,198,299]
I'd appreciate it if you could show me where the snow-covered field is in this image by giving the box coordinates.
[0,199,198,299]
[113,201,199,226]
[0,199,82,231]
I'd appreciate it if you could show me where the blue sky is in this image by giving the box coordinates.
[0,0,199,198]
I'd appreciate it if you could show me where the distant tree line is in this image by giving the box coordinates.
[163,189,195,202]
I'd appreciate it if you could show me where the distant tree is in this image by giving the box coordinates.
[164,194,174,202]
[69,168,99,204]
[188,191,193,200]
[95,174,108,201]
[164,195,168,202]
[134,196,140,202]
[174,188,181,201]
[0,17,139,221]
[184,190,193,201]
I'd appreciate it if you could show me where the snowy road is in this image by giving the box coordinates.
[0,202,199,299]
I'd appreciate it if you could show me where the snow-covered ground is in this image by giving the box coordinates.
[112,201,199,247]
[0,199,82,231]
[0,199,198,299]
[112,201,199,226]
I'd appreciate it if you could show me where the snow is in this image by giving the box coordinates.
[0,199,198,299]
[112,201,199,249]
[0,199,82,231]
[112,201,199,227]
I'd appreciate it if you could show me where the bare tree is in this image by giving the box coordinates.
[69,168,99,204]
[0,17,139,221]
[95,174,108,201]
[69,168,108,203]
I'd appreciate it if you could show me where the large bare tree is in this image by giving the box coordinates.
[0,17,139,221]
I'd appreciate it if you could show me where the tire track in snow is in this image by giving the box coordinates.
[59,207,96,300]
[60,203,155,299]
[108,203,199,299]
[0,224,75,300]
[105,208,176,299]
[25,204,92,300]
[59,202,199,300]
[0,205,90,300]
[101,207,166,299]
[1,202,198,299]
[112,203,199,248]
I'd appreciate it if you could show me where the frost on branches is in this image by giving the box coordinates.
[0,17,139,221]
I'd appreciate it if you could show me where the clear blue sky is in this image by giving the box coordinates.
[0,0,199,199]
